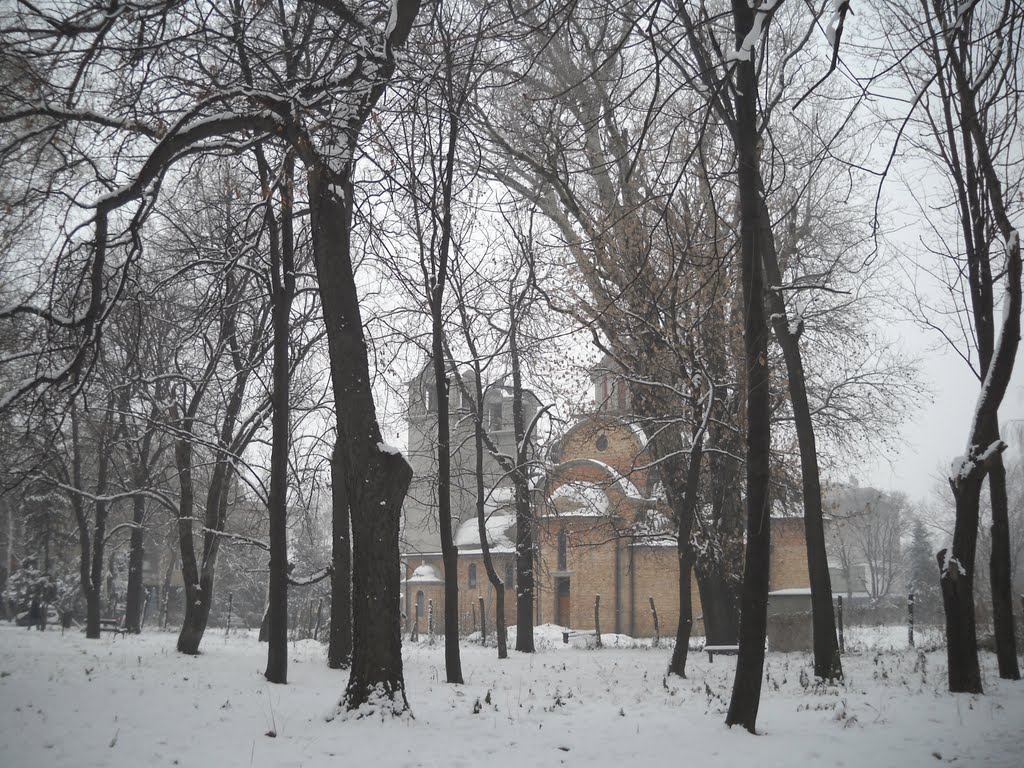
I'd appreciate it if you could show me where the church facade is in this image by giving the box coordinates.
[401,358,812,639]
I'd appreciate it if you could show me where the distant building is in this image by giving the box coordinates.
[402,356,813,638]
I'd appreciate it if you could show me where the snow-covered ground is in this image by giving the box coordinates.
[1,623,1021,768]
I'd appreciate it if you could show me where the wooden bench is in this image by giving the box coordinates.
[99,618,127,637]
[705,644,739,662]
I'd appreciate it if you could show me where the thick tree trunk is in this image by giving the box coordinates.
[264,155,295,686]
[173,433,228,655]
[725,1,773,732]
[509,320,535,654]
[175,437,202,654]
[695,565,740,645]
[311,167,413,714]
[328,442,352,669]
[124,492,146,634]
[513,473,534,653]
[988,444,1021,680]
[939,470,985,694]
[178,571,215,655]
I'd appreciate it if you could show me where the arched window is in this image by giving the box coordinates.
[415,591,424,619]
[468,563,477,589]
[505,561,514,588]
[557,529,568,570]
[488,402,503,431]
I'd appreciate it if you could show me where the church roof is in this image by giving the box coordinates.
[549,480,611,517]
[453,514,516,554]
[406,564,443,584]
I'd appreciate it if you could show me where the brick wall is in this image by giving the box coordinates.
[769,517,810,591]
[554,419,649,491]
[403,553,516,636]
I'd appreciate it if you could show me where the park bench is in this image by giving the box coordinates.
[99,617,127,637]
[704,644,739,662]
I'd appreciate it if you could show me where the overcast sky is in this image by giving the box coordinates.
[859,318,1024,506]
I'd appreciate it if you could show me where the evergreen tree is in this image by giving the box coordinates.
[907,518,940,620]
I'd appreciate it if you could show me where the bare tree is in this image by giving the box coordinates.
[880,0,1023,689]
[829,486,909,601]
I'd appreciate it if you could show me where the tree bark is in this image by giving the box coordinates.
[666,389,711,678]
[124,490,146,633]
[328,441,352,669]
[310,166,413,713]
[429,109,463,681]
[509,312,535,653]
[758,206,842,680]
[69,398,114,640]
[473,371,508,659]
[263,150,295,685]
[725,0,773,733]
[987,451,1020,679]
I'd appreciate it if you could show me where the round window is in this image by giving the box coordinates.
[596,434,609,451]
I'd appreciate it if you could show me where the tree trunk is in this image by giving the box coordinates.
[472,368,508,659]
[695,564,740,646]
[669,551,695,675]
[509,320,535,654]
[124,492,146,634]
[725,1,773,732]
[70,400,113,640]
[328,441,352,669]
[178,571,215,655]
[939,475,984,694]
[665,396,709,678]
[175,436,202,654]
[697,450,743,645]
[310,167,413,714]
[263,151,295,686]
[988,444,1021,680]
[759,206,842,680]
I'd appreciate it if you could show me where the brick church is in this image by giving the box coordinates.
[401,357,812,639]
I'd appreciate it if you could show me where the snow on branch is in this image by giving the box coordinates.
[288,566,332,587]
[949,440,1007,485]
[952,0,980,34]
[940,548,967,579]
[726,0,784,63]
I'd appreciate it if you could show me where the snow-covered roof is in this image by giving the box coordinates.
[549,481,610,517]
[406,564,443,584]
[554,458,645,500]
[626,420,649,447]
[585,460,645,499]
[453,514,516,554]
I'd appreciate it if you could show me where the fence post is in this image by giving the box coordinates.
[428,599,434,641]
[836,595,844,654]
[479,596,487,644]
[225,592,233,637]
[908,592,915,648]
[649,596,660,648]
[594,594,602,648]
